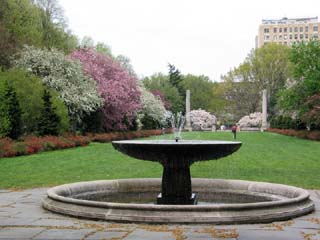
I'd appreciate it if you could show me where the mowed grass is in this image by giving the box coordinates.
[0,131,319,189]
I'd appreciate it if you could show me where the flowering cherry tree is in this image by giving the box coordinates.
[238,112,262,128]
[14,46,102,130]
[70,48,141,131]
[137,84,166,129]
[189,109,216,130]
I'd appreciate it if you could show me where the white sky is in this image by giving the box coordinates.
[59,0,320,81]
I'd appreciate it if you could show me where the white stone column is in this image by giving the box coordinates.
[185,90,192,131]
[262,89,267,130]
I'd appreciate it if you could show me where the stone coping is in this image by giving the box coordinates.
[43,178,315,223]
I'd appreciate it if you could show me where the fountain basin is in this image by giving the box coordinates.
[42,178,314,224]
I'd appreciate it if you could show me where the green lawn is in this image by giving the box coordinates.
[0,132,319,189]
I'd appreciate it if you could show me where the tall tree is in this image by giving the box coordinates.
[70,48,141,131]
[168,63,184,98]
[0,80,21,139]
[0,0,43,68]
[34,0,77,53]
[96,42,113,57]
[221,43,291,120]
[33,0,66,27]
[143,73,183,113]
[251,43,291,115]
[181,74,215,111]
[37,89,60,135]
[116,55,137,77]
[278,40,320,128]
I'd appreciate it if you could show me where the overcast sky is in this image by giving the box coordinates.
[59,0,320,81]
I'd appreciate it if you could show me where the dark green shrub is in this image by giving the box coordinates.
[0,79,21,139]
[37,89,60,136]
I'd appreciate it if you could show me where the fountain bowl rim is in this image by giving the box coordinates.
[112,140,242,145]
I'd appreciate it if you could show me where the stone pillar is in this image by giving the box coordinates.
[185,90,192,131]
[262,89,267,131]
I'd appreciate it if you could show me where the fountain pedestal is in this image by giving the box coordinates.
[157,164,196,204]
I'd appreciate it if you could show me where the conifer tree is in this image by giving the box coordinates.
[37,89,60,136]
[0,80,21,139]
[168,63,185,112]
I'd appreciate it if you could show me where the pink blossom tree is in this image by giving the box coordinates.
[70,48,141,131]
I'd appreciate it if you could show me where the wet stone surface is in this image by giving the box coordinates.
[0,188,319,240]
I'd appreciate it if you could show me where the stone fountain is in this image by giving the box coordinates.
[42,137,315,223]
[112,140,241,205]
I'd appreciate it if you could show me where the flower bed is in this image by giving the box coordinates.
[0,135,90,158]
[0,129,172,158]
[267,128,320,141]
[87,129,172,143]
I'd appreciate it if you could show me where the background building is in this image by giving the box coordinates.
[256,17,320,48]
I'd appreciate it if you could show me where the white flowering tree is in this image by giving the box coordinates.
[238,112,262,128]
[137,84,166,129]
[14,46,102,130]
[189,109,216,130]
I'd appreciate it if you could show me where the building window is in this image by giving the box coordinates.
[274,27,277,33]
[284,35,287,40]
[289,27,293,32]
[294,27,298,32]
[300,27,303,32]
[289,34,293,39]
[313,25,318,32]
[264,35,270,40]
[305,26,309,32]
[314,34,318,39]
[294,34,298,39]
[279,35,282,40]
[300,34,303,39]
[284,42,287,45]
[279,28,282,33]
[305,34,308,39]
[273,35,277,40]
[284,27,287,33]
[264,28,269,33]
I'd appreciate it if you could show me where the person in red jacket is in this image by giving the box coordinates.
[231,124,237,139]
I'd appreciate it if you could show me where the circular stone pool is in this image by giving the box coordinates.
[42,178,314,224]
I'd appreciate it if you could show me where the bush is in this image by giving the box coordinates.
[138,85,166,130]
[0,79,22,139]
[0,129,170,158]
[270,115,306,130]
[0,135,91,158]
[37,89,60,136]
[268,128,320,141]
[189,109,216,130]
[87,129,169,143]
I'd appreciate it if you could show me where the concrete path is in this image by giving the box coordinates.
[0,188,319,240]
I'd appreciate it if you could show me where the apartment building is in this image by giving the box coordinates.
[256,17,320,48]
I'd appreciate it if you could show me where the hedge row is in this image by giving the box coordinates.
[86,129,171,143]
[268,128,320,141]
[270,116,306,130]
[0,129,172,158]
[0,135,90,158]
